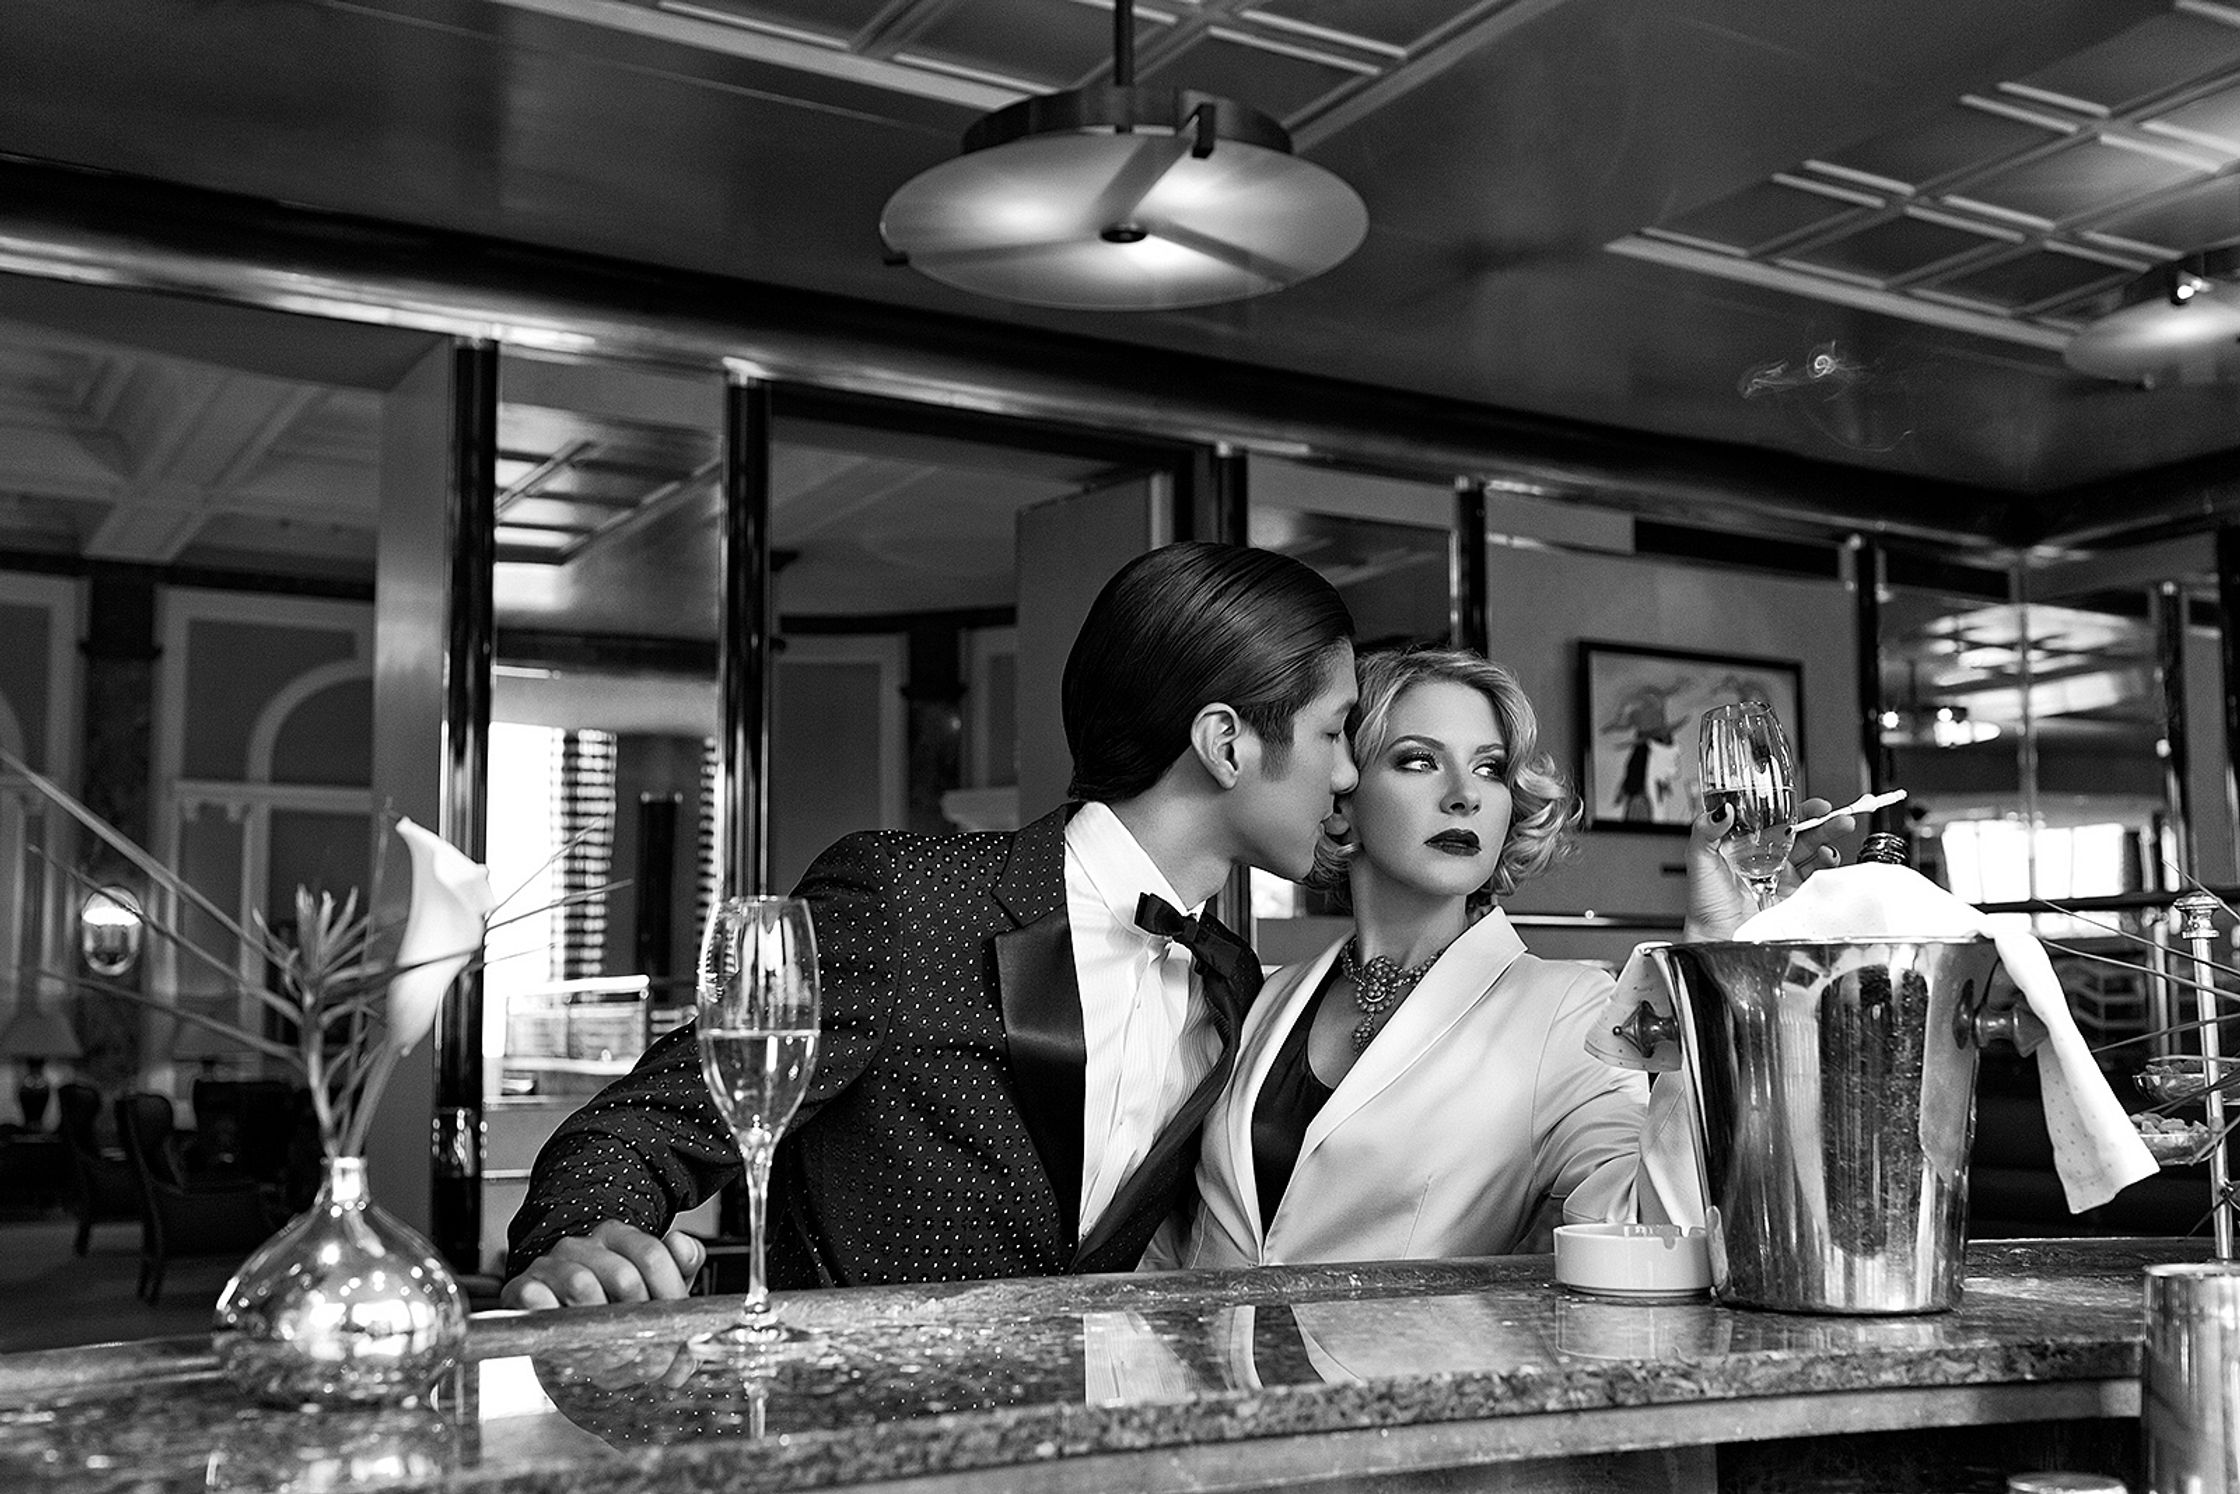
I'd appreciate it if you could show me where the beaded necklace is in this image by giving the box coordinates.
[1336,940,1442,1052]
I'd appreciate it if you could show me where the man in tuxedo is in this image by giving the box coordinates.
[503,542,1357,1306]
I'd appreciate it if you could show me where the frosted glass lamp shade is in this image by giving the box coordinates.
[880,86,1367,312]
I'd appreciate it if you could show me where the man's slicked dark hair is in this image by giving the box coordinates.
[1064,542,1354,803]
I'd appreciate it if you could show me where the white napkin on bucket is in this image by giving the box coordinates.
[1596,862,2156,1214]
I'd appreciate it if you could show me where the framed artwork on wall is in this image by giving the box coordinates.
[1579,642,1803,832]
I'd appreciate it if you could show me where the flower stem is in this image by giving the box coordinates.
[304,1021,338,1155]
[342,1047,401,1158]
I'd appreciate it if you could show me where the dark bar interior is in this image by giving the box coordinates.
[0,4,2236,1491]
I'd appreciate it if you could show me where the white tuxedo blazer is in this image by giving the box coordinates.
[1162,910,1650,1267]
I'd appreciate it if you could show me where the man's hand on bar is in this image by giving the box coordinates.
[499,1221,707,1309]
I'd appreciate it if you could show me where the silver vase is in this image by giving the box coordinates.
[213,1155,468,1408]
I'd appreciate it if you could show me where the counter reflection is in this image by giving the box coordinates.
[516,1283,1773,1451]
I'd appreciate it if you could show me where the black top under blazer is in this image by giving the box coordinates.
[507,806,1258,1288]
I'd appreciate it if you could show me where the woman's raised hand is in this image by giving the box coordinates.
[1683,797,1853,941]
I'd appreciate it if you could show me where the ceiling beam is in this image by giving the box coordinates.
[0,154,2025,548]
[488,0,1024,109]
[1607,237,2075,355]
[563,457,721,565]
[1291,0,1572,149]
[2026,533,2216,596]
[81,369,325,562]
[780,459,941,543]
[2025,444,2240,549]
[853,0,972,62]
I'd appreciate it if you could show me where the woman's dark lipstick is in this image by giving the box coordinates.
[1426,829,1480,855]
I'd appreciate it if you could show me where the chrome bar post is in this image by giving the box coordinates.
[432,338,496,1272]
[2149,928,2176,1062]
[2177,890,2234,1260]
[1449,477,1488,656]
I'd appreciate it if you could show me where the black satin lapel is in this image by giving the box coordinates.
[992,805,1073,926]
[995,910,1086,1248]
[1073,949,1250,1272]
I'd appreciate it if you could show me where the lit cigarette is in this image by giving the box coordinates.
[1790,788,1907,835]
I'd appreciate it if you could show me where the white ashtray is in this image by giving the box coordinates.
[1553,1223,1712,1301]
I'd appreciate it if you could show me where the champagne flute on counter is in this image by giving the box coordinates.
[696,895,821,1347]
[1698,701,1798,914]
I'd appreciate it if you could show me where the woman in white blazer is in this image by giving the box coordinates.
[1155,647,1653,1268]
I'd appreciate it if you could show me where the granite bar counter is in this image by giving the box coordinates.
[0,1238,2189,1494]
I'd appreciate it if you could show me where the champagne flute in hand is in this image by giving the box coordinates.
[1698,702,1798,915]
[696,895,820,1346]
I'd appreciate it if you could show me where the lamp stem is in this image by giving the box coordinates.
[1113,0,1134,89]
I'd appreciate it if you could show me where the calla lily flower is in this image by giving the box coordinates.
[388,818,500,1056]
[1,744,546,1160]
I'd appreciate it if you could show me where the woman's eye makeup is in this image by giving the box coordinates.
[1385,741,1505,775]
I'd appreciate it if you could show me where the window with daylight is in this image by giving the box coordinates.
[1940,819,2132,942]
[485,723,617,998]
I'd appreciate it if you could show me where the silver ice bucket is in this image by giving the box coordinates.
[1637,937,2022,1314]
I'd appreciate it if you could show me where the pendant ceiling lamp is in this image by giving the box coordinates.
[878,0,1368,312]
[2065,248,2240,386]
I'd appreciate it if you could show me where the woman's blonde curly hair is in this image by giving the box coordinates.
[1310,646,1581,903]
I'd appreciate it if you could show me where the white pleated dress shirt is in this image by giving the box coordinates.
[1064,801,1223,1237]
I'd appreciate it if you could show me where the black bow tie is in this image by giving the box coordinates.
[1133,892,1202,947]
[1133,894,1260,1017]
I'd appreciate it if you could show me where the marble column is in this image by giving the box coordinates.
[75,563,158,1089]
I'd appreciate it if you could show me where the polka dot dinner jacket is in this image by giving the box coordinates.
[507,806,1256,1288]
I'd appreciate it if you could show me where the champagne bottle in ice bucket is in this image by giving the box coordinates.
[1859,832,1908,865]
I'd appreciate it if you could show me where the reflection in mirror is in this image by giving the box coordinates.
[743,399,1184,1277]
[1247,462,1451,654]
[486,348,725,1269]
[0,276,412,1145]
[2010,553,2233,1141]
[1886,545,2236,1247]
[1879,558,2168,912]
[483,362,1168,1268]
[0,574,77,1099]
[77,885,143,978]
[764,402,1121,875]
[768,393,1185,860]
[1246,458,1453,962]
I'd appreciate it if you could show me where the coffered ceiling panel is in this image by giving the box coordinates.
[1656,182,1867,258]
[17,0,2240,525]
[1821,105,2074,193]
[1613,2,2240,375]
[1252,0,1469,49]
[1785,214,2016,286]
[1936,248,2137,313]
[2087,172,2240,252]
[1142,30,1376,118]
[906,1,1144,88]
[673,0,897,41]
[1950,137,2214,227]
[2144,78,2240,150]
[2010,8,2240,113]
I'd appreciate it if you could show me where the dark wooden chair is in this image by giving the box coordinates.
[55,1081,138,1256]
[0,1124,64,1215]
[188,1077,297,1186]
[113,1091,278,1304]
